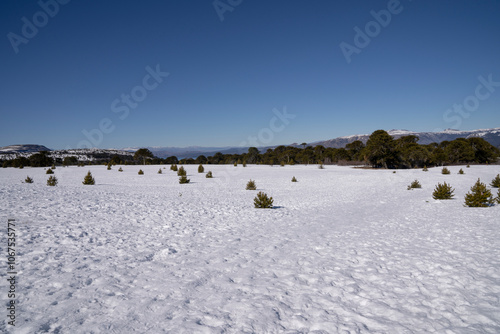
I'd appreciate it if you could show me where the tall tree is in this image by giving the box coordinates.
[134,148,154,165]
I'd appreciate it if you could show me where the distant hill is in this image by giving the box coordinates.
[0,144,51,153]
[311,128,500,148]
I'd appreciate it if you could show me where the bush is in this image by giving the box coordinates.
[138,169,144,175]
[206,171,213,178]
[246,179,257,190]
[466,164,470,168]
[242,161,247,167]
[291,176,297,182]
[280,161,285,167]
[51,164,56,170]
[24,176,34,183]
[170,164,178,172]
[318,163,324,169]
[179,175,190,184]
[234,162,237,167]
[82,171,95,185]
[464,179,494,207]
[458,168,464,175]
[19,165,24,169]
[198,164,204,173]
[118,167,123,172]
[497,188,500,204]
[432,182,454,200]
[107,164,112,170]
[441,167,450,175]
[423,166,428,172]
[254,191,274,209]
[407,179,421,190]
[490,174,500,188]
[158,168,162,174]
[47,175,58,186]
[46,168,54,174]
[177,166,186,176]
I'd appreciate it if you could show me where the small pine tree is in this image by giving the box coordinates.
[234,161,237,167]
[138,169,144,175]
[19,165,24,169]
[254,191,274,209]
[46,168,54,174]
[118,167,123,172]
[423,166,428,172]
[82,171,95,185]
[51,164,56,170]
[441,167,450,175]
[242,161,247,167]
[158,168,162,174]
[407,179,421,190]
[246,179,257,190]
[206,171,213,178]
[490,174,500,188]
[318,163,324,169]
[432,182,454,200]
[179,175,190,184]
[466,164,470,168]
[198,164,204,173]
[24,176,34,183]
[177,166,186,176]
[47,175,58,186]
[170,164,178,171]
[107,163,112,170]
[291,176,297,182]
[497,188,500,204]
[458,168,464,175]
[280,161,285,167]
[464,179,494,207]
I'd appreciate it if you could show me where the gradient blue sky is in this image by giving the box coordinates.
[1,0,499,149]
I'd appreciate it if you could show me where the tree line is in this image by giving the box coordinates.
[2,130,499,169]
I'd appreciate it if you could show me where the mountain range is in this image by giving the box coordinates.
[1,127,499,159]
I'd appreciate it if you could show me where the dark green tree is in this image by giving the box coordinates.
[464,179,494,207]
[365,130,397,168]
[134,148,154,165]
[82,171,95,185]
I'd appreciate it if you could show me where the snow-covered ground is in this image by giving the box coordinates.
[1,164,499,333]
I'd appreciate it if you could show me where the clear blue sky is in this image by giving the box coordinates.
[1,0,499,149]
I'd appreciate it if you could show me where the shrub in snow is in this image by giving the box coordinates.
[198,164,204,173]
[464,179,494,207]
[47,175,58,186]
[158,168,162,174]
[432,182,454,200]
[243,161,247,167]
[441,167,450,175]
[281,161,285,167]
[458,168,464,175]
[82,171,95,185]
[206,171,213,178]
[170,164,178,172]
[423,166,428,172]
[179,175,190,184]
[254,191,274,208]
[19,165,24,169]
[118,167,123,172]
[490,174,500,188]
[234,161,237,167]
[291,176,297,182]
[138,169,144,175]
[246,179,257,190]
[466,164,470,168]
[46,168,54,174]
[107,163,112,170]
[318,163,324,169]
[407,180,421,190]
[497,188,500,204]
[24,176,34,183]
[51,164,56,170]
[177,166,186,176]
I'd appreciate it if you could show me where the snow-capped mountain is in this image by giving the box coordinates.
[0,147,134,161]
[0,144,51,153]
[312,128,500,148]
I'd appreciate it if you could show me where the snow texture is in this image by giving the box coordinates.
[1,165,499,333]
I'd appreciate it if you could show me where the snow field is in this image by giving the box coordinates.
[0,164,499,333]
